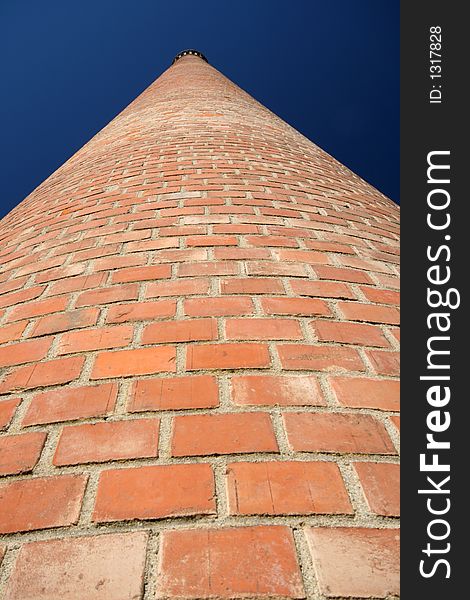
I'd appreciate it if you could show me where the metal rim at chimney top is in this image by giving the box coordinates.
[172,49,208,64]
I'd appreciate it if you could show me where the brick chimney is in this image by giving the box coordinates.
[0,51,399,599]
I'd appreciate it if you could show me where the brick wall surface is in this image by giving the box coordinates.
[0,54,400,599]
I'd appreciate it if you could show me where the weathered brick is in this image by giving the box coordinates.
[311,319,389,347]
[47,272,106,296]
[30,307,100,337]
[365,349,400,375]
[142,318,217,344]
[329,376,399,411]
[5,532,148,600]
[0,475,86,533]
[7,296,68,323]
[305,527,399,597]
[184,296,253,317]
[360,286,400,305]
[56,324,133,354]
[0,286,46,310]
[0,320,28,345]
[0,337,51,368]
[290,279,355,299]
[227,461,353,515]
[129,375,219,411]
[0,398,21,429]
[91,346,176,379]
[261,297,330,316]
[231,374,325,406]
[220,277,284,295]
[0,431,46,475]
[283,412,396,454]
[171,412,278,456]
[157,526,304,599]
[338,301,400,325]
[76,284,139,307]
[353,462,400,516]
[146,278,210,297]
[23,382,118,426]
[93,463,215,522]
[313,265,373,284]
[0,356,84,393]
[106,300,176,323]
[226,318,303,340]
[278,344,364,372]
[111,264,171,284]
[54,418,159,465]
[187,343,270,370]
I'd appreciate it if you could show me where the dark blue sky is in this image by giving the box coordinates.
[0,0,399,219]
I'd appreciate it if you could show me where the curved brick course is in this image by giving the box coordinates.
[0,54,399,599]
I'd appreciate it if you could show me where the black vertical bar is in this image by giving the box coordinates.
[401,2,465,598]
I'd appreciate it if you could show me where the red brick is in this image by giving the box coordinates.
[261,297,330,316]
[129,375,219,412]
[353,462,400,516]
[227,461,352,515]
[338,301,400,325]
[0,431,46,475]
[22,383,118,426]
[329,376,399,411]
[184,296,252,317]
[247,235,298,248]
[311,319,389,347]
[231,374,325,407]
[213,224,259,234]
[313,265,373,284]
[7,295,68,323]
[221,277,284,295]
[5,532,147,600]
[178,261,239,277]
[153,248,207,263]
[157,526,304,599]
[0,338,52,370]
[0,286,46,310]
[187,343,270,370]
[125,238,179,252]
[171,412,278,456]
[0,275,28,295]
[47,272,106,296]
[106,300,176,323]
[273,249,329,264]
[56,324,133,354]
[158,225,206,236]
[226,318,303,340]
[339,255,391,274]
[0,398,21,430]
[111,264,171,284]
[35,263,86,284]
[247,261,308,277]
[186,235,238,246]
[283,412,396,454]
[366,349,400,375]
[214,248,270,261]
[0,475,86,533]
[0,321,28,345]
[375,273,400,289]
[360,286,400,305]
[0,356,84,393]
[54,418,159,465]
[290,279,355,299]
[93,463,215,522]
[75,284,139,307]
[146,278,209,297]
[91,254,146,272]
[390,415,400,431]
[305,527,399,597]
[278,344,364,372]
[91,346,176,379]
[142,318,217,344]
[15,256,66,278]
[30,307,100,337]
[305,239,356,253]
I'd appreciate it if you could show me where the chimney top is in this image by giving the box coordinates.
[172,49,208,64]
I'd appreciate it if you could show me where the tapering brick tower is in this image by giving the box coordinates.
[0,51,399,599]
